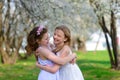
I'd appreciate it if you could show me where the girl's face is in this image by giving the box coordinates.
[39,32,49,46]
[53,29,67,45]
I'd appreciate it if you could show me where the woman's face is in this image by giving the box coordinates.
[53,29,66,45]
[39,32,49,46]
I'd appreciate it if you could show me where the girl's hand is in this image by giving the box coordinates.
[70,52,77,64]
[72,53,77,59]
[36,61,44,68]
[36,61,40,67]
[70,58,76,64]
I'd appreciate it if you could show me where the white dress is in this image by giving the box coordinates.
[37,46,59,80]
[37,57,59,80]
[56,49,84,80]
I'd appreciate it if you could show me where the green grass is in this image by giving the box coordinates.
[0,56,39,80]
[76,50,120,80]
[0,50,120,80]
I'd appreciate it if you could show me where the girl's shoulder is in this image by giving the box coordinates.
[63,45,72,53]
[35,46,51,56]
[36,46,42,52]
[61,45,71,53]
[63,45,70,50]
[36,46,48,52]
[59,45,72,56]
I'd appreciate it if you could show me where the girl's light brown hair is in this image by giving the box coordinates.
[55,25,71,46]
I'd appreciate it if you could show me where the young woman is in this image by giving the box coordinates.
[26,25,76,80]
[36,25,84,80]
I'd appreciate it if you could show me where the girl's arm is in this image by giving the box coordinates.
[35,46,69,73]
[37,47,76,65]
[35,46,76,73]
[36,61,60,73]
[59,45,76,64]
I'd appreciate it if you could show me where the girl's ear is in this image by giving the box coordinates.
[64,38,67,42]
[36,39,39,43]
[36,39,40,44]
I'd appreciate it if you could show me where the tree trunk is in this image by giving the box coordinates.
[77,37,86,53]
[100,16,115,68]
[89,0,120,70]
[110,11,118,69]
[94,31,102,53]
[118,47,120,69]
[0,0,18,64]
[0,1,3,63]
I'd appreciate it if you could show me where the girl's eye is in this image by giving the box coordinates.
[46,37,49,40]
[58,34,61,37]
[54,33,56,36]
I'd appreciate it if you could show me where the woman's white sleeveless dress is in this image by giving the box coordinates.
[56,49,84,80]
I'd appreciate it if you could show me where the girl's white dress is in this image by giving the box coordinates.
[56,49,84,80]
[37,45,59,80]
[38,57,59,80]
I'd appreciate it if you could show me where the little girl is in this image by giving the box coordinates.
[36,25,84,80]
[26,25,76,80]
